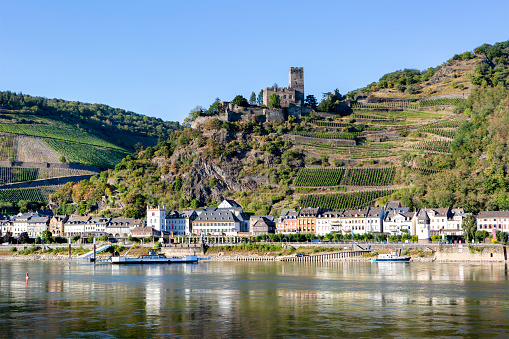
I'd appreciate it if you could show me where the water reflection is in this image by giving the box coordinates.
[0,261,508,337]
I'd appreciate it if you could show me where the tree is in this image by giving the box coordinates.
[18,232,29,244]
[249,92,257,105]
[268,93,281,108]
[305,95,318,108]
[17,200,28,213]
[257,90,264,105]
[190,200,200,209]
[59,155,67,163]
[232,95,248,107]
[461,214,476,242]
[204,98,222,115]
[316,89,344,112]
[41,230,53,243]
[188,106,203,121]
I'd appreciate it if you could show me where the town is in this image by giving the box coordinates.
[0,198,506,244]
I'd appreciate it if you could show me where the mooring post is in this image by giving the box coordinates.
[68,237,71,259]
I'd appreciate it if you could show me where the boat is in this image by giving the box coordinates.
[110,250,198,264]
[371,252,411,262]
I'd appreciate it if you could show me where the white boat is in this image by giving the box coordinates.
[110,250,198,264]
[371,252,411,262]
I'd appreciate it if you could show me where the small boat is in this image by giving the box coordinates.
[110,250,198,264]
[371,252,411,262]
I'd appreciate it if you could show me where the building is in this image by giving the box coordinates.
[250,216,276,236]
[27,216,50,238]
[427,208,450,236]
[297,207,324,234]
[106,218,143,238]
[64,216,91,237]
[146,206,166,232]
[415,209,431,241]
[383,209,415,235]
[365,207,384,233]
[263,67,304,108]
[164,210,197,235]
[315,211,343,236]
[49,215,68,237]
[476,211,509,233]
[276,209,299,234]
[337,208,370,235]
[11,212,40,236]
[447,208,468,237]
[192,209,241,236]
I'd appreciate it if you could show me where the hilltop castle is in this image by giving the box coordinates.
[263,67,304,108]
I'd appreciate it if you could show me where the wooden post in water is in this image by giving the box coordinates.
[68,237,71,259]
[93,238,96,263]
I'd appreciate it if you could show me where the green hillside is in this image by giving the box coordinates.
[10,40,509,217]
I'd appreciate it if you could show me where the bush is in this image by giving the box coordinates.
[10,247,16,252]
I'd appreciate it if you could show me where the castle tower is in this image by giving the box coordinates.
[147,206,166,232]
[289,67,304,105]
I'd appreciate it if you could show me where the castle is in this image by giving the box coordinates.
[262,67,304,108]
[190,67,313,129]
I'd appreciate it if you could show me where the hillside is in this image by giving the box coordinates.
[25,40,509,217]
[0,92,180,213]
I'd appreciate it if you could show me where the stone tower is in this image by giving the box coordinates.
[289,67,304,105]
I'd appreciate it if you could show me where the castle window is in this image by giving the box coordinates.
[283,95,286,99]
[289,95,292,99]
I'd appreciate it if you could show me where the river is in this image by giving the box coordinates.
[0,260,508,338]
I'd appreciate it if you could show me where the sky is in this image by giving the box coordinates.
[1,0,508,123]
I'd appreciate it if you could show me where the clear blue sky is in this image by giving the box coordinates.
[1,0,508,123]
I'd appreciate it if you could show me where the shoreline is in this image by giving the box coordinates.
[0,253,506,263]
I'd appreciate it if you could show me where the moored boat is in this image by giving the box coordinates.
[110,250,198,264]
[371,252,411,262]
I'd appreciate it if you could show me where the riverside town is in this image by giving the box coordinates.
[2,14,509,336]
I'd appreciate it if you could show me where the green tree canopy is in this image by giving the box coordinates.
[268,93,281,108]
[232,95,248,107]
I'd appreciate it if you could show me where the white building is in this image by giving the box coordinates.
[476,211,509,233]
[315,211,343,236]
[27,216,49,238]
[146,206,166,232]
[64,216,91,237]
[164,210,197,235]
[192,209,241,236]
[365,207,384,233]
[338,208,370,235]
[383,208,415,235]
[415,209,431,241]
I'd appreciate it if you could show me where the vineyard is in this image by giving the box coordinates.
[352,102,420,110]
[0,124,123,149]
[0,134,15,161]
[299,141,398,159]
[0,185,61,204]
[410,167,444,175]
[352,110,446,119]
[44,139,129,169]
[341,167,396,186]
[293,131,359,140]
[419,119,464,129]
[419,98,466,107]
[294,167,396,187]
[314,121,351,128]
[412,140,452,153]
[0,167,97,185]
[300,189,395,210]
[417,126,456,139]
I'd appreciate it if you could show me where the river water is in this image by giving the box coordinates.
[0,260,508,338]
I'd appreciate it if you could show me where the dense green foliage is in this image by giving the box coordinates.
[0,91,179,149]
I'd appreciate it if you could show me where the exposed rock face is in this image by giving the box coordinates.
[183,156,263,205]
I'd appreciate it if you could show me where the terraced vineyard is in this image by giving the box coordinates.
[0,123,122,149]
[0,134,15,161]
[341,167,396,186]
[300,189,395,210]
[419,98,466,107]
[299,141,398,159]
[410,167,444,175]
[314,121,351,128]
[418,126,456,139]
[352,102,419,110]
[0,185,61,204]
[420,119,464,129]
[0,167,97,185]
[412,140,452,153]
[45,139,129,169]
[293,131,359,140]
[294,167,396,187]
[294,168,344,186]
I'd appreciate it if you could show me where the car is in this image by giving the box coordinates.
[296,253,308,257]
